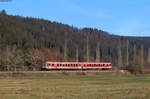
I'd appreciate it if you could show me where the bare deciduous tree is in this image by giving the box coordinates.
[96,42,100,62]
[31,49,45,70]
[64,40,68,62]
[139,45,144,73]
[86,36,90,62]
[76,45,79,62]
[148,48,150,63]
[118,40,123,69]
[126,40,129,66]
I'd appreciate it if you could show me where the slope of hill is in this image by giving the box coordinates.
[0,12,150,71]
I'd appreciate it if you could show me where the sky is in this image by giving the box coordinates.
[0,0,150,36]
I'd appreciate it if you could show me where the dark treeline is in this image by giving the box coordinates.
[0,11,150,72]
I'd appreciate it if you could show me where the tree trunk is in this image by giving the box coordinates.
[86,36,90,62]
[139,45,144,73]
[76,46,79,62]
[133,45,136,62]
[118,40,122,69]
[148,48,150,63]
[126,40,129,66]
[64,40,68,62]
[140,45,144,65]
[96,42,100,62]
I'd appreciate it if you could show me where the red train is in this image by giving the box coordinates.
[41,62,112,70]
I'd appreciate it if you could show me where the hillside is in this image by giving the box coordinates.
[0,12,150,71]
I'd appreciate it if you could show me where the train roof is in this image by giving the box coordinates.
[45,62,112,64]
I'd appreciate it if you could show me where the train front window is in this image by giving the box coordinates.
[43,63,46,66]
[45,63,51,66]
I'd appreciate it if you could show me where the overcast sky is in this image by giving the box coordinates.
[0,0,150,36]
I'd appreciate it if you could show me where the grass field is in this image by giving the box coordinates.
[0,71,150,99]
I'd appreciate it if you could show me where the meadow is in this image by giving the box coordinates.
[0,71,150,99]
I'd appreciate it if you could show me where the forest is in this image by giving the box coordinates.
[0,10,150,73]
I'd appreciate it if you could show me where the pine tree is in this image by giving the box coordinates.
[0,10,7,15]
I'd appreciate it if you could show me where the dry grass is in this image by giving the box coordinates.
[0,71,150,99]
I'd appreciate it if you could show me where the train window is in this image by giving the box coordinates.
[52,64,54,66]
[47,64,51,66]
[68,64,70,66]
[43,63,46,66]
[60,64,62,66]
[57,64,59,66]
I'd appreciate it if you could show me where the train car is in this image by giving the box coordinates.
[41,62,112,70]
